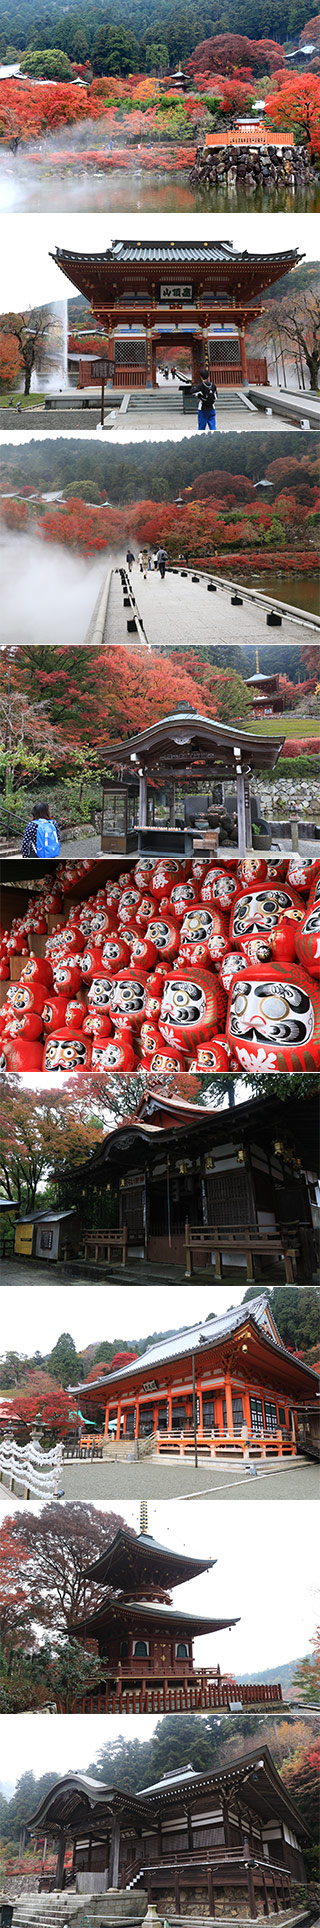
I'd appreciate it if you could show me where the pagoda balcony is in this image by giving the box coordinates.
[67,1675,282,1716]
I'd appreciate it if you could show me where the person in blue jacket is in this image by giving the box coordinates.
[22,802,60,858]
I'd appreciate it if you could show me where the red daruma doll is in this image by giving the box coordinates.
[110,972,148,1033]
[226,961,320,1072]
[159,969,226,1054]
[91,1037,136,1071]
[42,1031,92,1073]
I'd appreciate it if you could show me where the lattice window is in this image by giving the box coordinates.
[115,339,146,366]
[209,339,241,366]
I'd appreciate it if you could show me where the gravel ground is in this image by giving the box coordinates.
[59,1457,319,1502]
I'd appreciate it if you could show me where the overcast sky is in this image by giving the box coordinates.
[0,213,317,311]
[0,1282,248,1356]
[0,1497,316,1674]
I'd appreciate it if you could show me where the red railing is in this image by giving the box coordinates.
[69,1677,282,1716]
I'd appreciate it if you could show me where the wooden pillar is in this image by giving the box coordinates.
[104,1400,110,1439]
[134,1401,140,1439]
[174,1868,180,1913]
[55,1833,67,1890]
[170,781,176,827]
[198,1382,203,1432]
[207,1867,215,1915]
[116,1401,121,1442]
[109,1817,121,1889]
[224,1373,234,1439]
[107,331,115,386]
[222,1802,231,1848]
[239,328,248,383]
[87,1837,92,1872]
[168,1388,172,1431]
[151,337,157,386]
[139,771,148,828]
[236,764,246,858]
[247,1864,257,1919]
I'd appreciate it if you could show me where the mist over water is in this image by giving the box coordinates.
[0,529,109,646]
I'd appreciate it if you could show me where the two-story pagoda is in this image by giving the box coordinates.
[64,1507,282,1715]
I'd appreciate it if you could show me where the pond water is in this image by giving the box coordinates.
[244,573,320,619]
[1,156,319,214]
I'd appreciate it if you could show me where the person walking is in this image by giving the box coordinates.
[126,548,135,571]
[22,801,60,858]
[197,374,218,433]
[141,546,149,579]
[157,547,168,580]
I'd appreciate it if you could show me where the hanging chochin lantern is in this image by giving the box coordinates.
[159,969,226,1052]
[42,1030,92,1073]
[226,961,320,1072]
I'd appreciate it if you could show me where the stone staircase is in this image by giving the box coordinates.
[7,1893,149,1928]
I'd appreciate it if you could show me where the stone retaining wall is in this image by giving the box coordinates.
[190,142,313,195]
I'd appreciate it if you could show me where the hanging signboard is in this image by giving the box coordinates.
[159,283,193,301]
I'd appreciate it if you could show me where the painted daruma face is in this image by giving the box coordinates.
[42,1031,92,1072]
[92,1038,136,1070]
[110,972,147,1031]
[146,918,179,959]
[159,969,226,1052]
[231,888,299,944]
[226,963,320,1071]
[87,976,113,1010]
[179,905,227,964]
[101,938,130,973]
[201,868,237,911]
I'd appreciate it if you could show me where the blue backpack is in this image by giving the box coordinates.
[36,818,60,858]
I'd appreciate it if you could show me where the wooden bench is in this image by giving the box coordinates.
[185,1220,298,1283]
[81,1226,128,1266]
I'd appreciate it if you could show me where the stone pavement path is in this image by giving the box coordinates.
[105,561,319,651]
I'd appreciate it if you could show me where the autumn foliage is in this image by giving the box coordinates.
[265,73,320,155]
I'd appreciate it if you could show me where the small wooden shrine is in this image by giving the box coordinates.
[28,1743,308,1912]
